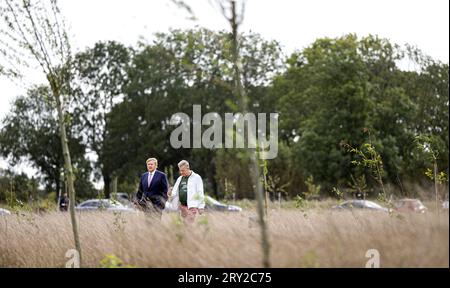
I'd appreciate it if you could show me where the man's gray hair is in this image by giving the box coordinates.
[178,160,190,169]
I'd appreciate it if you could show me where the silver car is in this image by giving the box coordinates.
[332,200,390,213]
[205,196,242,212]
[112,192,134,208]
[76,199,135,212]
[164,195,242,212]
[393,199,427,213]
[0,208,11,216]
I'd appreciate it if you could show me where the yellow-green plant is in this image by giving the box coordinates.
[332,187,344,204]
[100,254,135,268]
[294,195,308,218]
[303,175,321,200]
[344,131,388,203]
[415,134,449,212]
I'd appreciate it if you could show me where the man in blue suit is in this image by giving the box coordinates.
[136,157,168,217]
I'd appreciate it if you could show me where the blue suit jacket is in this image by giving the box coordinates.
[136,170,168,210]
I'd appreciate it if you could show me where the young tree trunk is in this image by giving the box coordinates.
[0,0,82,266]
[262,166,269,216]
[56,173,62,212]
[52,84,82,267]
[103,173,111,199]
[228,0,270,268]
[434,161,439,214]
[113,176,118,195]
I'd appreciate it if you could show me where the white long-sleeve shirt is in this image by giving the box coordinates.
[167,170,205,210]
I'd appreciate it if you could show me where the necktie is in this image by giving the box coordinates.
[147,172,153,188]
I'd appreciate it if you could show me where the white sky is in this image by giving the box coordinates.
[0,0,449,176]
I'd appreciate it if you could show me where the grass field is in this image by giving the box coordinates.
[0,201,448,268]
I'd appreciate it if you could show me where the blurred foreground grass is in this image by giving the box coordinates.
[0,202,447,268]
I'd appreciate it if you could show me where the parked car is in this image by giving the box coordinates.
[393,199,427,213]
[443,200,449,210]
[164,195,242,212]
[112,192,134,208]
[76,199,135,212]
[0,208,11,216]
[332,200,390,213]
[205,196,242,212]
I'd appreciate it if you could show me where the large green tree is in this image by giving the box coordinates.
[274,35,372,191]
[273,34,448,196]
[71,41,131,197]
[0,85,95,199]
[104,28,283,197]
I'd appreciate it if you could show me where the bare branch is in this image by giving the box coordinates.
[237,0,245,26]
[50,0,69,66]
[170,0,197,21]
[3,0,47,71]
[22,0,55,76]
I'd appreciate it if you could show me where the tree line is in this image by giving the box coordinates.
[1,29,448,202]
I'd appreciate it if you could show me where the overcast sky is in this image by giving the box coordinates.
[1,0,449,119]
[0,0,448,174]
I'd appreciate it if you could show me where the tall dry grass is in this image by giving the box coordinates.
[0,208,448,267]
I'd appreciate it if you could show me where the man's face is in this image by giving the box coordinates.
[179,166,190,177]
[147,161,156,173]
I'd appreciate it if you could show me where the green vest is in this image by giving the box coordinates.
[179,175,190,205]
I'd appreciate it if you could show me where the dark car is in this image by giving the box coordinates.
[76,199,135,212]
[332,200,390,213]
